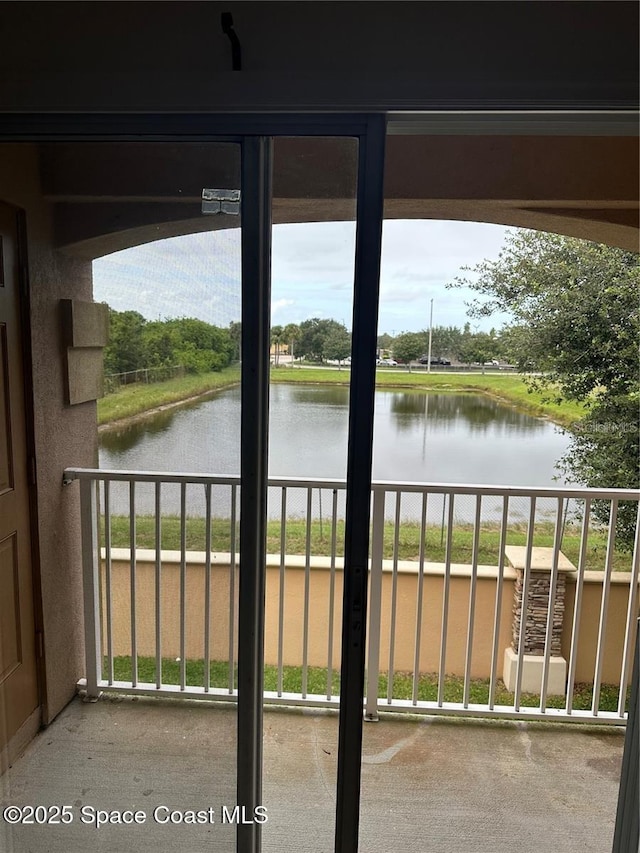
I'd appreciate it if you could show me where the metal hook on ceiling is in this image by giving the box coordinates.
[221,12,242,72]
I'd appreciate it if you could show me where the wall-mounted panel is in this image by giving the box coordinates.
[61,298,109,348]
[61,299,109,404]
[66,347,104,405]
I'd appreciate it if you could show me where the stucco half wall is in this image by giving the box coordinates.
[104,550,637,690]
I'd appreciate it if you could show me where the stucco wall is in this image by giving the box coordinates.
[103,551,639,689]
[563,573,639,686]
[0,144,97,723]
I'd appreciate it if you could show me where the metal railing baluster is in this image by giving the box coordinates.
[489,495,509,709]
[204,483,212,692]
[129,480,137,687]
[80,476,102,699]
[155,481,162,690]
[302,487,312,698]
[412,492,428,705]
[327,488,339,700]
[540,498,564,712]
[437,494,455,707]
[514,497,537,712]
[277,487,287,697]
[463,495,482,708]
[617,503,640,718]
[592,500,619,715]
[365,488,385,720]
[566,499,591,715]
[229,483,237,693]
[104,480,114,686]
[179,481,187,691]
[387,490,401,705]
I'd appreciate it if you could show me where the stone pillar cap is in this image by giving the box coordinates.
[505,545,576,573]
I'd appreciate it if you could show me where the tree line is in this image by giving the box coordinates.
[104,310,236,376]
[270,320,510,365]
[103,311,521,376]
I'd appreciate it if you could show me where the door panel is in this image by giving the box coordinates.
[0,203,39,755]
[263,136,358,853]
[0,534,21,681]
[0,325,14,493]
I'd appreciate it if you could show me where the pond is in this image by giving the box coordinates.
[99,384,573,521]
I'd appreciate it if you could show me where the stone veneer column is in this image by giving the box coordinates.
[503,546,576,696]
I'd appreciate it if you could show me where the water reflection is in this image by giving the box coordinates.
[99,385,572,514]
[388,391,545,434]
[281,385,350,408]
[99,389,236,455]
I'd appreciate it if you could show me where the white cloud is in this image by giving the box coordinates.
[272,298,294,315]
[93,219,513,333]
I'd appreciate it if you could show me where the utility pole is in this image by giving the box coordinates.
[427,298,434,374]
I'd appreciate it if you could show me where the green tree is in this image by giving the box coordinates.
[228,321,242,362]
[142,322,174,368]
[392,332,424,371]
[322,325,351,368]
[298,318,347,362]
[165,318,233,373]
[104,309,146,374]
[458,331,499,369]
[494,324,534,369]
[270,325,285,366]
[377,332,394,352]
[452,231,639,398]
[453,230,640,548]
[428,325,462,361]
[104,309,234,381]
[284,322,301,365]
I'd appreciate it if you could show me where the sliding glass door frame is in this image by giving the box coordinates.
[0,112,387,853]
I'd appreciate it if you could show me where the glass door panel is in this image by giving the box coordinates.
[0,116,388,853]
[15,140,240,852]
[262,135,359,853]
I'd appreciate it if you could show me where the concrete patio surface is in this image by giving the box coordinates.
[0,695,625,852]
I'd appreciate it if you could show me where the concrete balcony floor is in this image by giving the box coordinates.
[1,695,625,853]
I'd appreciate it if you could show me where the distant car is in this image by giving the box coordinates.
[383,358,398,366]
[418,356,450,366]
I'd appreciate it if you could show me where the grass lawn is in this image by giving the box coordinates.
[109,655,627,714]
[102,515,634,572]
[98,366,241,426]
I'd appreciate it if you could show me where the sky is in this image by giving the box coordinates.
[93,220,513,335]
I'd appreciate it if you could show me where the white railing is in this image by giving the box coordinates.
[64,468,640,724]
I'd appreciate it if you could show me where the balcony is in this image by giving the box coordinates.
[62,468,639,723]
[2,469,637,851]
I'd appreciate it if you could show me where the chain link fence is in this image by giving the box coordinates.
[104,365,185,394]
